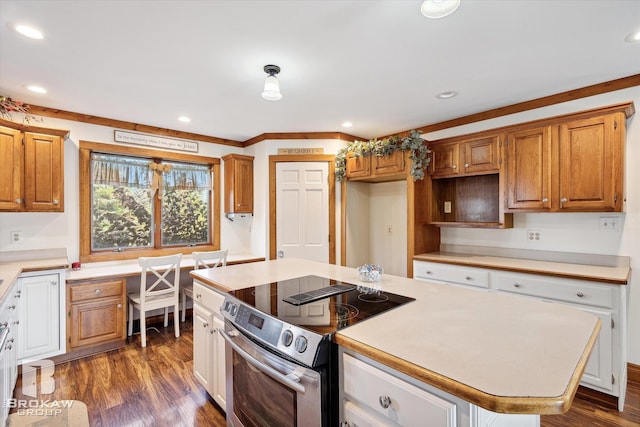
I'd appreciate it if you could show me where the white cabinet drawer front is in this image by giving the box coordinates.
[495,274,614,308]
[193,281,225,312]
[343,354,456,427]
[344,400,394,427]
[413,261,490,289]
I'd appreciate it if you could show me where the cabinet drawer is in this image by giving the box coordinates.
[69,279,124,302]
[193,281,225,312]
[343,354,456,427]
[495,273,614,308]
[413,261,489,289]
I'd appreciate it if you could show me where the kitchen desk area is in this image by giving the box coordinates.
[191,257,601,427]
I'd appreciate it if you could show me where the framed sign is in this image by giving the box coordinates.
[114,130,199,153]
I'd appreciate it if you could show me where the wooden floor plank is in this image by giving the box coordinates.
[11,318,640,426]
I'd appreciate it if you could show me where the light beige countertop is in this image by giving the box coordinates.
[190,258,599,415]
[414,244,630,284]
[0,248,69,301]
[66,253,264,282]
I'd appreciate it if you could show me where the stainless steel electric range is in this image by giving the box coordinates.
[219,274,415,427]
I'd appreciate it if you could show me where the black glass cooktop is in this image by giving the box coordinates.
[227,274,415,336]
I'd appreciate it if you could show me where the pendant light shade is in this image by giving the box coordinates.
[262,65,283,101]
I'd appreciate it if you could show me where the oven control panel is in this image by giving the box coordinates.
[221,295,328,367]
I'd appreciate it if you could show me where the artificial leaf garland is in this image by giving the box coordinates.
[335,130,430,181]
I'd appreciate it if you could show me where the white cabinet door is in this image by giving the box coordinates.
[18,272,61,361]
[193,303,213,391]
[570,306,613,392]
[212,314,226,409]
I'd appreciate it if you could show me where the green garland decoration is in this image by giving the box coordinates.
[335,130,430,182]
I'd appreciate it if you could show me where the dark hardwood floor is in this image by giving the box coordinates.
[13,319,227,427]
[12,318,640,426]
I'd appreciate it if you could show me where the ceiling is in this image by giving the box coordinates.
[1,0,639,142]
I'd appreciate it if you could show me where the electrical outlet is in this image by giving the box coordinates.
[527,229,542,242]
[10,230,23,243]
[599,216,620,232]
[444,201,452,214]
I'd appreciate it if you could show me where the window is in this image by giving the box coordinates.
[80,141,220,262]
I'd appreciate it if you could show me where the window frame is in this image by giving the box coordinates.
[79,140,221,263]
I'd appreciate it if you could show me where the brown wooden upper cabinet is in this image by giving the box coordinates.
[0,120,68,212]
[506,103,632,213]
[429,135,501,178]
[345,150,407,182]
[222,153,254,214]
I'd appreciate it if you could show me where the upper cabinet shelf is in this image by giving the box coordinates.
[425,101,634,228]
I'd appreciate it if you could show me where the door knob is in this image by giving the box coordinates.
[277,251,284,258]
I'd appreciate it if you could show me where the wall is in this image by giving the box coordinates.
[344,181,407,276]
[424,86,640,364]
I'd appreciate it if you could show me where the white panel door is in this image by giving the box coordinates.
[276,162,329,262]
[18,273,60,361]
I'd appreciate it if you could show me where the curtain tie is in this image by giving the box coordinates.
[148,163,172,198]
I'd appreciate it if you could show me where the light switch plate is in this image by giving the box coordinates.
[444,201,452,214]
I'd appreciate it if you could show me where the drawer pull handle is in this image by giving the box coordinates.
[379,395,392,409]
[196,294,202,299]
[513,283,521,288]
[203,322,209,328]
[577,291,584,298]
[95,289,102,295]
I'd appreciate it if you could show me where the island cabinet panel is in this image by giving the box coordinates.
[67,278,126,350]
[505,105,630,213]
[413,259,628,411]
[340,350,540,427]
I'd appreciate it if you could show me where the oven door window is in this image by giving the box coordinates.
[232,350,297,427]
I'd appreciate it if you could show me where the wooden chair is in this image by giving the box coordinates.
[128,253,182,347]
[181,250,228,322]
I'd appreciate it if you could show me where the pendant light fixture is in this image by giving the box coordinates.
[261,64,283,101]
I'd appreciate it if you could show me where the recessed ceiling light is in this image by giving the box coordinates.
[26,85,47,94]
[436,91,458,99]
[421,0,461,19]
[15,24,44,40]
[342,121,353,128]
[178,116,191,123]
[625,30,640,43]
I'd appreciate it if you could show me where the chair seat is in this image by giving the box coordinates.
[129,292,176,311]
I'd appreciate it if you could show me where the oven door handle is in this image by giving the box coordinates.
[220,328,306,394]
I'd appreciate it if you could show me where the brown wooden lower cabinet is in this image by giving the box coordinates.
[67,278,127,351]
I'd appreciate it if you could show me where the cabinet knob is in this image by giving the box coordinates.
[542,198,549,203]
[576,291,584,298]
[51,281,57,286]
[117,304,122,309]
[15,199,22,204]
[196,294,202,299]
[203,322,209,328]
[513,283,521,288]
[426,271,433,275]
[378,395,392,409]
[464,163,470,168]
[451,164,457,169]
[53,199,59,205]
[465,276,472,281]
[95,289,102,295]
[13,321,19,325]
[8,305,15,310]
[5,344,12,350]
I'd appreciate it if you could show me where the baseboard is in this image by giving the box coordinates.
[628,362,640,384]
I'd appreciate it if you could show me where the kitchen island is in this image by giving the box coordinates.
[190,257,600,425]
